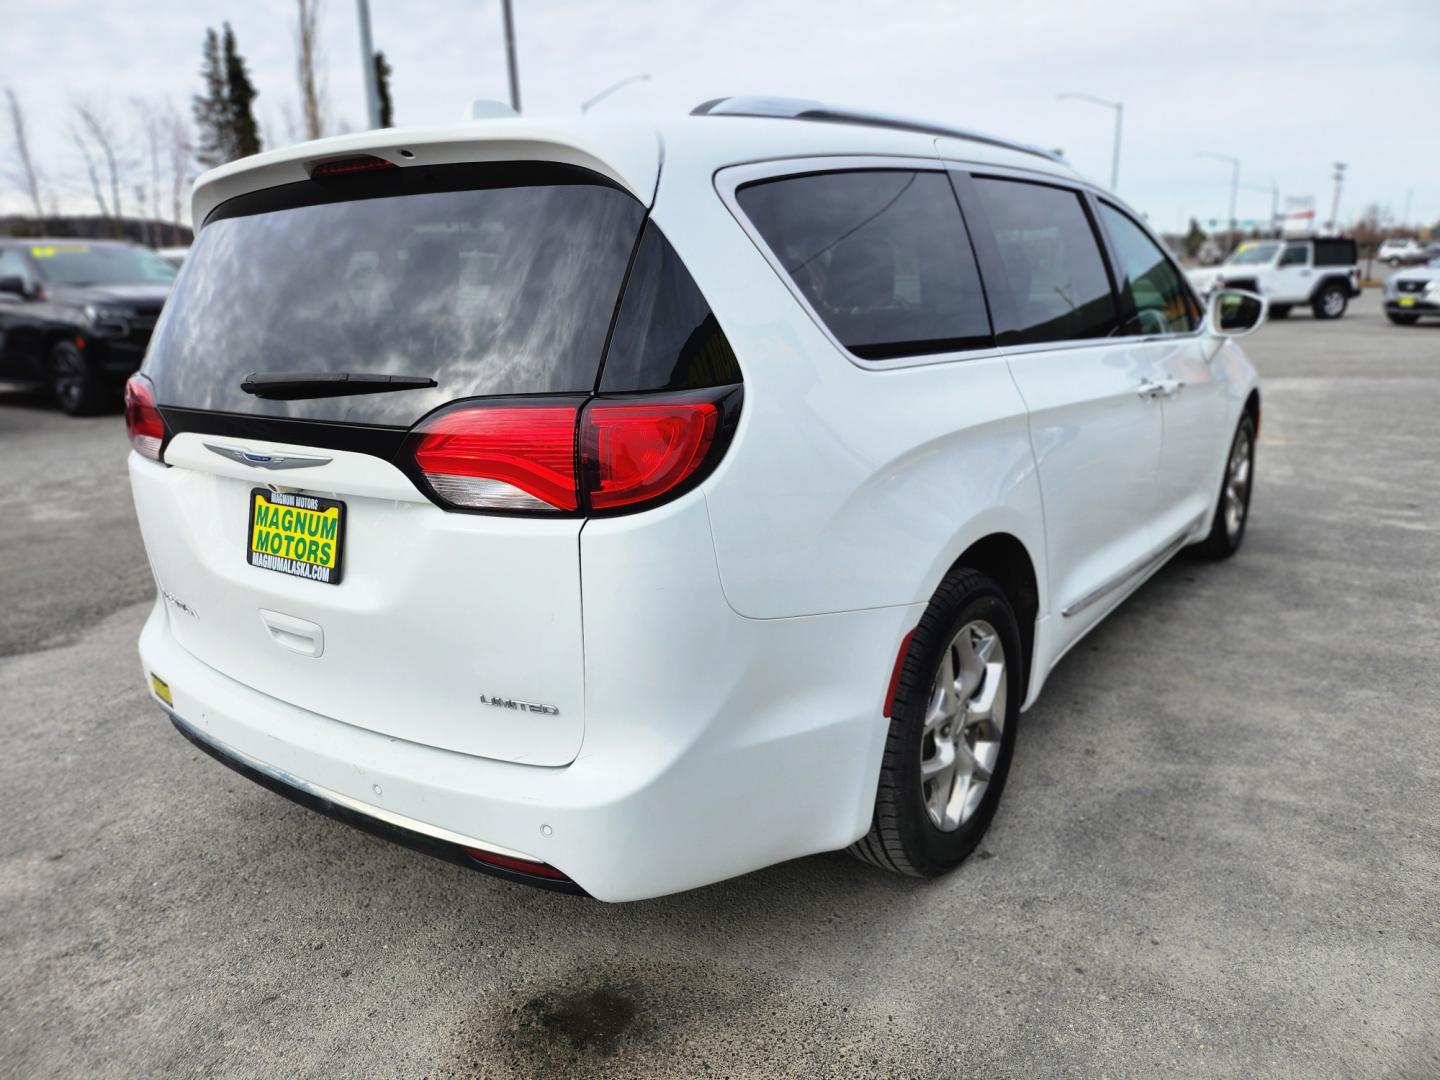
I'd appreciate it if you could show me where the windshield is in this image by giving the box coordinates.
[30,244,177,286]
[1226,242,1281,266]
[143,163,646,426]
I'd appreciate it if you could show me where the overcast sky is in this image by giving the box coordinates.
[4,0,1438,233]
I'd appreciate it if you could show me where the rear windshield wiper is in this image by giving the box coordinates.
[240,372,438,400]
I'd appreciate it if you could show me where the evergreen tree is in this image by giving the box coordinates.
[192,28,230,168]
[223,24,262,158]
[192,23,262,169]
[374,51,394,128]
[1184,218,1207,260]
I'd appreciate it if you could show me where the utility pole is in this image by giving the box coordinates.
[1057,92,1123,190]
[356,0,381,129]
[1328,162,1347,234]
[1200,151,1241,250]
[500,0,521,113]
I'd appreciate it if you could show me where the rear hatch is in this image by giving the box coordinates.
[133,160,647,766]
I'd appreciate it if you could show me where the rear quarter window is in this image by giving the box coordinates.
[735,169,993,360]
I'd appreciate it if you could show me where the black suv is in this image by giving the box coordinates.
[0,239,176,414]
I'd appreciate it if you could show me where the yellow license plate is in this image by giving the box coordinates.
[1398,296,1416,307]
[247,488,346,585]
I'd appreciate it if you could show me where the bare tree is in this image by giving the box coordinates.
[73,101,126,227]
[71,126,112,220]
[164,102,193,244]
[295,0,327,140]
[5,87,47,221]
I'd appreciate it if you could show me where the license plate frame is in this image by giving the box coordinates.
[246,488,347,585]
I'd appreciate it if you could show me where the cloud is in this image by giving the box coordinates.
[3,0,1438,230]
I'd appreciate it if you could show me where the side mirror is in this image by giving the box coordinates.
[0,275,28,299]
[1207,288,1266,337]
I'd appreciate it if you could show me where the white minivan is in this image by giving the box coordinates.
[127,99,1264,901]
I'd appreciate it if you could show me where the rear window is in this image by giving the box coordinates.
[735,170,993,360]
[143,163,646,426]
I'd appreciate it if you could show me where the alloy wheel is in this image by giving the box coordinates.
[1225,427,1253,541]
[53,347,85,412]
[920,620,1007,832]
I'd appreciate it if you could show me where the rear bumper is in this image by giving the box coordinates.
[139,583,918,901]
[168,709,586,894]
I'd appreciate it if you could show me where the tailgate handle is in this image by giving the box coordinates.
[259,609,325,658]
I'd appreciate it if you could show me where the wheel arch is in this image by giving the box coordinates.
[941,532,1040,702]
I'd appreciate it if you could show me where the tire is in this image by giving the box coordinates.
[850,568,1023,877]
[1198,412,1256,560]
[50,339,107,416]
[1269,304,1291,319]
[1387,312,1420,326]
[1311,283,1348,320]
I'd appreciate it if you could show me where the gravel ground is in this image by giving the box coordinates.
[0,291,1436,1079]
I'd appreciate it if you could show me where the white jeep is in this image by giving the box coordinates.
[1188,237,1360,319]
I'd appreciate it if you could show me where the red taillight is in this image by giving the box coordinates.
[124,376,164,461]
[582,401,719,510]
[411,391,735,515]
[413,404,579,511]
[310,155,397,177]
[463,847,571,881]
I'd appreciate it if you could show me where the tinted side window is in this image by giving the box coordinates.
[1098,202,1198,335]
[600,222,741,392]
[0,250,34,290]
[1313,239,1356,267]
[971,178,1118,345]
[736,170,992,360]
[1278,244,1308,267]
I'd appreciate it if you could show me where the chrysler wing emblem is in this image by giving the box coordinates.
[205,443,333,470]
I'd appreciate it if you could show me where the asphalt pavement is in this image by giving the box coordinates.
[1,291,1436,1078]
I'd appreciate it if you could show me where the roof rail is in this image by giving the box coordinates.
[691,96,1064,165]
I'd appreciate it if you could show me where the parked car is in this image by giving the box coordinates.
[127,99,1265,901]
[0,239,176,413]
[1383,255,1440,325]
[1378,237,1425,266]
[156,246,190,268]
[1187,236,1361,319]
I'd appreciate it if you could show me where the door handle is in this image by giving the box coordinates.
[1136,379,1166,399]
[1137,379,1184,400]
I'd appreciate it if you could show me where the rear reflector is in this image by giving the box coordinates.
[582,401,719,510]
[310,155,397,177]
[124,376,165,461]
[463,847,571,881]
[883,629,915,717]
[413,405,579,511]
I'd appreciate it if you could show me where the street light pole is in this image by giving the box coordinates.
[581,73,651,114]
[355,0,380,129]
[1200,151,1241,249]
[1327,163,1347,234]
[1057,92,1123,190]
[500,0,521,113]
